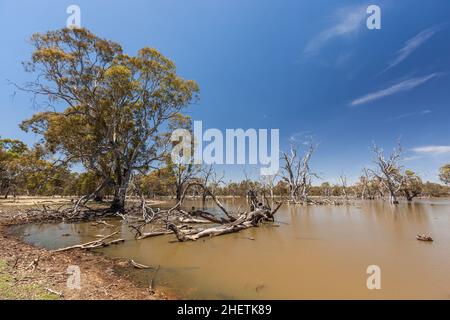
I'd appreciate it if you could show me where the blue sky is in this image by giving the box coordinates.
[0,0,449,183]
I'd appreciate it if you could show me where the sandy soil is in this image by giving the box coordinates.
[0,198,169,300]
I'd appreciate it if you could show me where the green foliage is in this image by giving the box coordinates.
[0,138,74,197]
[19,28,199,210]
[422,181,449,197]
[440,164,450,185]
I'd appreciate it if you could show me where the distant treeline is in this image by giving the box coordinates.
[1,138,449,200]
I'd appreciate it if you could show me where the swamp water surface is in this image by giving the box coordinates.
[10,198,450,299]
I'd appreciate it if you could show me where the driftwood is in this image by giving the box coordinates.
[124,182,284,243]
[136,230,173,240]
[178,217,211,224]
[107,238,125,245]
[45,288,64,298]
[29,181,284,247]
[51,231,119,252]
[416,234,433,242]
[167,199,282,242]
[91,220,115,227]
[131,259,151,269]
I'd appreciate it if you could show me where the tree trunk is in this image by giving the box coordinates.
[4,186,10,199]
[111,187,127,212]
[110,174,131,213]
[289,185,296,202]
[404,190,416,202]
[389,192,399,204]
[176,185,183,201]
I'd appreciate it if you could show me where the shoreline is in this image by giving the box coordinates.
[0,207,170,300]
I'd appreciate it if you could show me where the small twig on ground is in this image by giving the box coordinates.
[130,259,151,269]
[45,287,64,298]
[149,265,160,294]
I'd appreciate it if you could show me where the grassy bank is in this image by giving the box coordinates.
[0,259,59,300]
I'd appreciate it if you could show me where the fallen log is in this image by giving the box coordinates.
[91,220,115,228]
[178,217,211,224]
[51,231,119,252]
[137,230,173,240]
[168,206,280,242]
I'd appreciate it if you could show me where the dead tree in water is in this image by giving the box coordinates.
[199,165,224,203]
[260,174,277,199]
[167,182,282,241]
[123,181,282,242]
[339,173,348,201]
[281,141,317,204]
[370,143,403,204]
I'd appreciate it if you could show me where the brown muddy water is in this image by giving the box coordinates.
[9,198,450,299]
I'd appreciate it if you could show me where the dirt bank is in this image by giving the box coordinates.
[0,202,168,300]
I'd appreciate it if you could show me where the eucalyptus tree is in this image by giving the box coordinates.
[399,170,423,201]
[440,164,450,185]
[19,28,199,212]
[0,139,28,197]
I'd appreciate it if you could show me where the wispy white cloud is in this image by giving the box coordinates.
[388,109,431,121]
[404,155,422,161]
[382,25,443,73]
[350,73,440,106]
[304,5,367,55]
[412,146,450,155]
[289,131,313,143]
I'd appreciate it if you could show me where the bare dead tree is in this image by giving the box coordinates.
[357,168,376,200]
[281,146,300,202]
[172,161,200,201]
[281,141,317,203]
[166,182,282,242]
[339,173,348,201]
[199,165,224,202]
[370,143,403,204]
[260,174,277,199]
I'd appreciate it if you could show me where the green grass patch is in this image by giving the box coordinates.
[0,259,60,300]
